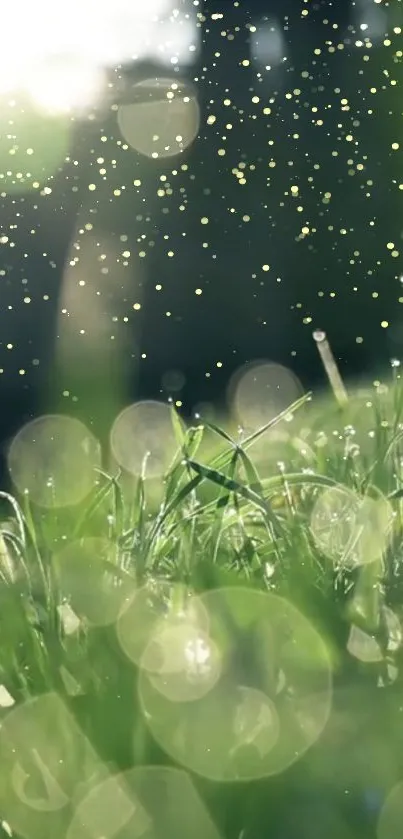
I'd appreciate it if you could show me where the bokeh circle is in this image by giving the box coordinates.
[228,361,303,433]
[117,581,210,670]
[54,538,135,627]
[310,486,393,567]
[139,586,332,781]
[7,414,101,507]
[110,400,182,478]
[117,78,200,160]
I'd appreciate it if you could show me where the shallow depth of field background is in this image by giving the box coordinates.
[2,2,403,839]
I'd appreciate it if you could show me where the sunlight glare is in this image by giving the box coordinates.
[0,0,199,114]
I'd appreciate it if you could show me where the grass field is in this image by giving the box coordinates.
[1,379,403,838]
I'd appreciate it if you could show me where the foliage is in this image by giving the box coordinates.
[1,382,403,837]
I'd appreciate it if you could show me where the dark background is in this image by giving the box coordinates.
[1,0,403,484]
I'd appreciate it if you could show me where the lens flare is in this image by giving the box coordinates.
[0,0,200,114]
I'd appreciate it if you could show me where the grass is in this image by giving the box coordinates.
[1,379,403,837]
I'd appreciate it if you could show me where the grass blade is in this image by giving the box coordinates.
[73,470,117,538]
[187,459,284,536]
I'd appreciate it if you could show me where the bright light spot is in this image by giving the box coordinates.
[0,686,15,708]
[144,624,222,702]
[0,0,199,114]
[313,329,327,343]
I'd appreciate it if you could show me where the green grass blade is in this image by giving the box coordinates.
[204,420,238,447]
[73,470,117,538]
[0,491,28,549]
[236,447,264,494]
[170,404,186,448]
[146,394,310,548]
[187,459,284,536]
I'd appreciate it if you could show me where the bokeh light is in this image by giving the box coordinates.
[7,414,101,507]
[228,360,303,434]
[250,19,288,69]
[139,587,332,781]
[0,693,106,839]
[310,485,393,568]
[117,79,200,160]
[162,369,186,393]
[143,623,222,702]
[117,581,210,670]
[0,1,199,113]
[25,57,105,116]
[110,400,182,478]
[67,773,140,839]
[54,538,135,627]
[230,686,280,760]
[347,624,384,664]
[0,99,70,194]
[347,608,402,664]
[67,766,221,839]
[353,0,388,44]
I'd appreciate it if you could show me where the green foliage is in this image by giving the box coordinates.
[2,383,403,836]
